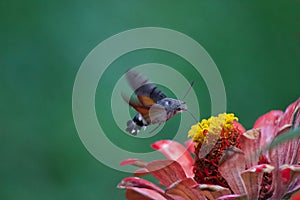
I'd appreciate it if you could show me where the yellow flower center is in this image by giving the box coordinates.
[188,113,238,144]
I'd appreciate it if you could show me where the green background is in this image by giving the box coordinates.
[1,1,300,199]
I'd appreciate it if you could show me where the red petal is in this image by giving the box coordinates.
[233,121,246,133]
[145,160,187,187]
[253,110,283,147]
[240,129,261,168]
[151,140,194,177]
[219,147,246,195]
[217,194,248,200]
[193,184,231,199]
[286,174,300,199]
[117,177,164,194]
[262,99,300,198]
[249,164,274,173]
[185,139,196,155]
[277,98,300,130]
[120,158,147,167]
[118,177,175,200]
[271,164,300,199]
[290,188,300,200]
[166,178,206,200]
[281,166,292,184]
[125,187,169,200]
[280,164,300,184]
[134,168,150,176]
[295,107,300,129]
[241,164,274,200]
[254,99,300,168]
[271,99,300,166]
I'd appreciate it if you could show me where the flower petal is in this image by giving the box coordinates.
[120,158,147,167]
[120,159,150,176]
[166,178,206,200]
[289,188,300,200]
[134,168,150,176]
[145,160,187,187]
[277,98,300,130]
[233,121,246,133]
[193,184,231,200]
[256,99,300,166]
[219,147,246,195]
[217,194,248,200]
[265,99,300,198]
[239,129,261,168]
[118,177,174,200]
[279,164,300,198]
[117,177,164,194]
[152,140,194,177]
[125,187,169,200]
[280,164,300,199]
[295,106,300,129]
[270,98,300,166]
[241,164,274,200]
[280,164,300,184]
[253,110,283,147]
[185,139,195,155]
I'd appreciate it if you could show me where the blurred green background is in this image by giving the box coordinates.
[1,1,300,199]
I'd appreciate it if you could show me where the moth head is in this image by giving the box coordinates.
[159,98,187,113]
[177,100,187,112]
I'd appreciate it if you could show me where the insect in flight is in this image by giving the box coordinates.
[123,70,192,135]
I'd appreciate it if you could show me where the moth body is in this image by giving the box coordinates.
[124,70,187,135]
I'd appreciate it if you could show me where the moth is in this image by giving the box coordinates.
[123,70,188,135]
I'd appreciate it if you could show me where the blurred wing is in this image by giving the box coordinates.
[122,94,151,124]
[148,104,167,124]
[126,70,167,103]
[126,69,149,92]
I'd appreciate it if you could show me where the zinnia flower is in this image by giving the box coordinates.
[117,98,300,200]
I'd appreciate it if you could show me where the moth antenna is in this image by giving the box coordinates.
[182,80,194,100]
[186,110,198,123]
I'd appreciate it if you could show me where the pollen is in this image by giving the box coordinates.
[188,113,238,145]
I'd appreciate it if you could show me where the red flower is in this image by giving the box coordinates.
[188,113,245,188]
[118,140,203,199]
[118,98,300,200]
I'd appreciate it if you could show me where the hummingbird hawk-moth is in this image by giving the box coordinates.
[123,70,188,135]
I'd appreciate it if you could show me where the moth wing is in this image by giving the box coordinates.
[126,70,167,103]
[122,94,151,123]
[126,69,149,92]
[148,104,167,124]
[138,96,156,107]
